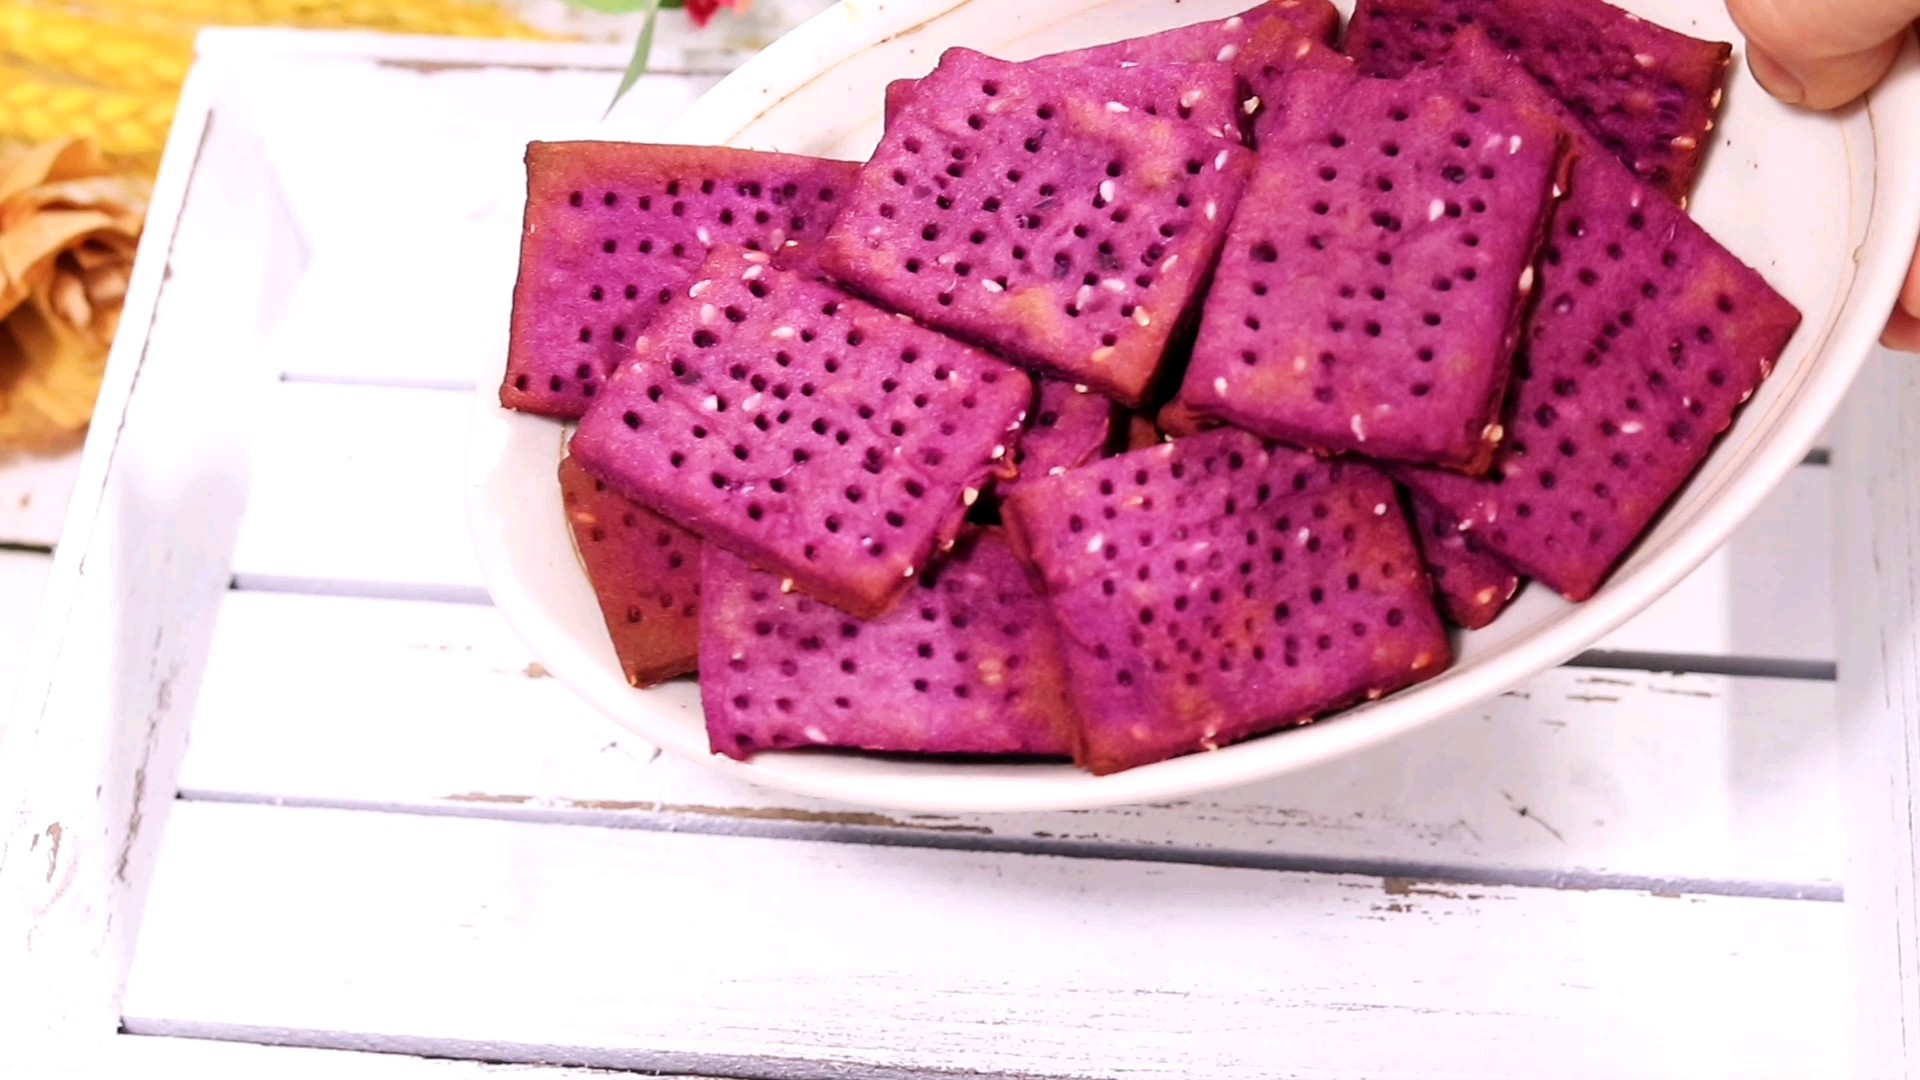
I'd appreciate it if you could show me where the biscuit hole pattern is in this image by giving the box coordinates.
[1483,186,1755,555]
[523,172,845,403]
[1069,481,1418,696]
[711,548,1055,752]
[609,256,1017,570]
[856,76,1238,371]
[1219,102,1546,422]
[1360,4,1717,193]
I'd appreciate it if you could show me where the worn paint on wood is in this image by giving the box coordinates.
[177,590,1842,894]
[124,801,1848,1080]
[1835,348,1920,1079]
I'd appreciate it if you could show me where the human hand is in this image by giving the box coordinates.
[1726,0,1919,350]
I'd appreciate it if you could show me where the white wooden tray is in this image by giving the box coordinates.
[0,22,1916,1080]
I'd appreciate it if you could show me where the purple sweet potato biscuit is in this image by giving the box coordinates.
[1178,64,1566,471]
[700,530,1078,760]
[559,456,702,687]
[1243,33,1356,145]
[1394,35,1801,601]
[879,1,1341,129]
[884,77,916,127]
[1005,427,1314,589]
[1404,488,1520,629]
[885,60,1245,141]
[999,378,1120,501]
[1346,0,1732,201]
[570,246,1031,619]
[822,48,1255,408]
[502,142,859,420]
[1003,429,1450,775]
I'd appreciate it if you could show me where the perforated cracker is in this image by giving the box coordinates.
[1404,488,1520,629]
[502,142,858,419]
[1394,34,1801,601]
[883,62,1244,142]
[822,48,1255,408]
[559,457,702,686]
[880,1,1340,129]
[884,77,916,127]
[700,530,1078,760]
[1347,0,1732,200]
[1003,429,1449,773]
[1243,33,1355,145]
[570,246,1031,618]
[1177,64,1565,470]
[998,378,1119,501]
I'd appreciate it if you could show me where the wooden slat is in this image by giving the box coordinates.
[193,22,767,76]
[0,550,51,654]
[175,589,1840,893]
[1592,457,1832,664]
[221,54,715,389]
[123,800,1845,1080]
[0,551,53,717]
[1834,347,1920,1079]
[228,386,485,600]
[0,68,300,1039]
[228,381,1838,664]
[245,63,717,360]
[0,449,81,550]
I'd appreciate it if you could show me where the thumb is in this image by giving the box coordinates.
[1727,0,1919,109]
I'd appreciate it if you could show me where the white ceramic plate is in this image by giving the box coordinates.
[469,0,1920,813]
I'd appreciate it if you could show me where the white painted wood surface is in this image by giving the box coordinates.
[124,800,1848,1080]
[0,449,81,551]
[0,61,241,1043]
[0,551,53,719]
[1834,347,1920,1080]
[176,589,1841,894]
[0,24,1894,1080]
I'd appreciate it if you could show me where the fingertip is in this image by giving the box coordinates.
[1884,309,1920,355]
[1729,0,1914,110]
[1794,37,1909,110]
[1746,43,1806,105]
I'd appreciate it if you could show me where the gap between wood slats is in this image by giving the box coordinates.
[120,801,1850,1080]
[173,591,1842,894]
[119,1027,922,1080]
[1569,652,1835,681]
[57,1033,671,1080]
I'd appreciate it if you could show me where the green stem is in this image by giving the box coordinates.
[602,0,666,118]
